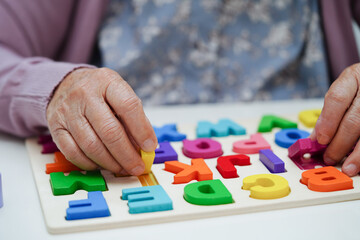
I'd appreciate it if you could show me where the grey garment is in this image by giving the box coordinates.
[99,0,329,105]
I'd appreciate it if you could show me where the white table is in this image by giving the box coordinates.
[1,99,360,240]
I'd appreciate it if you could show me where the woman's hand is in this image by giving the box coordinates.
[46,67,157,176]
[312,63,360,176]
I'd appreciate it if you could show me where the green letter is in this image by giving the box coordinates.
[183,179,233,205]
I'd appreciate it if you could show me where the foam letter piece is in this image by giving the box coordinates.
[232,133,271,154]
[38,134,53,144]
[288,138,327,170]
[137,172,159,186]
[66,191,110,220]
[154,142,178,164]
[164,158,213,184]
[50,170,107,196]
[257,115,297,133]
[184,179,233,205]
[298,109,321,128]
[41,141,59,154]
[216,154,251,178]
[196,118,246,138]
[140,150,155,174]
[153,124,186,142]
[259,149,285,173]
[46,152,82,174]
[0,173,3,208]
[242,174,290,199]
[300,166,353,192]
[122,185,173,214]
[182,138,223,159]
[275,129,310,148]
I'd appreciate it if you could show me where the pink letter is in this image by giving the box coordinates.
[182,138,223,159]
[232,133,271,154]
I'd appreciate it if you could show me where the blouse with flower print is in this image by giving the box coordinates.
[98,0,329,105]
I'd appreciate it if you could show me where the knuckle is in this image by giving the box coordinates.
[70,120,89,138]
[47,100,70,122]
[338,64,360,85]
[325,88,348,104]
[100,119,124,145]
[57,103,70,117]
[106,133,124,147]
[69,82,91,100]
[48,126,63,140]
[98,67,114,75]
[341,64,359,79]
[122,95,142,114]
[49,128,67,145]
[98,67,119,81]
[349,63,360,75]
[343,66,355,76]
[343,112,360,132]
[83,137,102,156]
[47,116,59,131]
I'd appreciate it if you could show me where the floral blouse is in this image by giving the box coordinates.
[98,0,329,105]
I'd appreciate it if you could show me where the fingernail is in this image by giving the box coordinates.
[131,166,144,176]
[343,163,358,176]
[143,139,155,152]
[324,157,336,165]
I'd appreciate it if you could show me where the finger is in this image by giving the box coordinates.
[322,94,360,165]
[342,140,360,176]
[314,67,358,145]
[66,111,123,173]
[310,130,316,140]
[119,116,140,152]
[51,128,98,170]
[116,169,131,177]
[102,69,157,152]
[85,98,145,176]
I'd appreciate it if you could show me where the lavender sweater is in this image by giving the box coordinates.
[0,0,358,137]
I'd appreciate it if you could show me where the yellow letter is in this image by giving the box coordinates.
[298,109,321,128]
[140,150,155,174]
[242,174,290,199]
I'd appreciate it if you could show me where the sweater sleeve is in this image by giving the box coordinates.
[352,0,360,27]
[0,0,95,137]
[0,45,93,137]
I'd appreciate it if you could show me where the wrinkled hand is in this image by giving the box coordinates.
[312,63,360,176]
[46,68,157,175]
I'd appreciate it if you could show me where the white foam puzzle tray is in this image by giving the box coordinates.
[25,112,360,234]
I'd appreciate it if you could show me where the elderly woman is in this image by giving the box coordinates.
[0,0,359,176]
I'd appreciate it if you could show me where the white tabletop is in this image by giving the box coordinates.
[1,99,360,240]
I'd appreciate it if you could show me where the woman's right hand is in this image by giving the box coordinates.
[46,67,158,176]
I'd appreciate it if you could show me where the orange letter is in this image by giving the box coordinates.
[46,152,81,174]
[164,158,213,184]
[301,166,353,192]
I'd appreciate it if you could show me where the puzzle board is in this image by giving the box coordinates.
[25,114,360,234]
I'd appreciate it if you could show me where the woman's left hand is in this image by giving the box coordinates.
[312,63,360,176]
